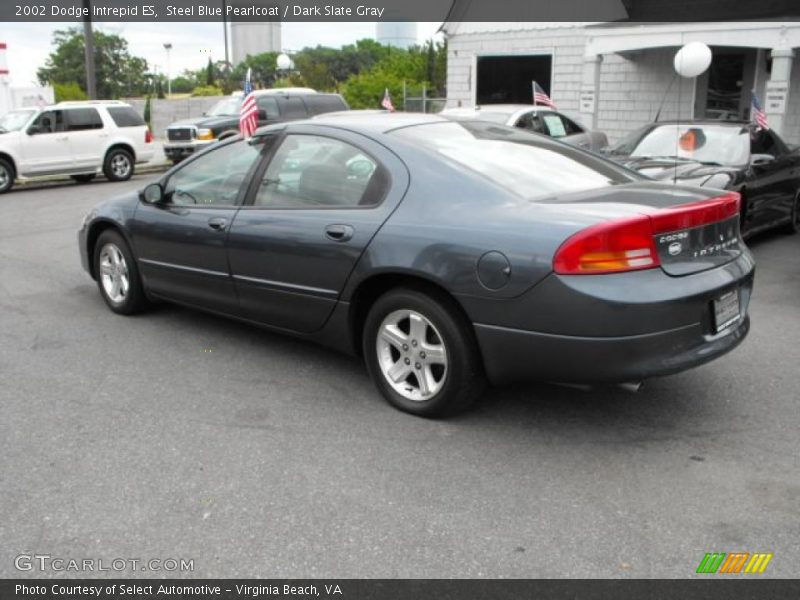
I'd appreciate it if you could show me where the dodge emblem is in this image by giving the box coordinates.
[668,241,683,256]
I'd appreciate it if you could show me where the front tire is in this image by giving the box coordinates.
[93,230,148,315]
[103,148,134,182]
[362,287,486,417]
[0,158,14,194]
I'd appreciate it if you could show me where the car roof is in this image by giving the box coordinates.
[442,104,557,115]
[288,110,449,135]
[645,119,752,127]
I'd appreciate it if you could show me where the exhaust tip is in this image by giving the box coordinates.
[618,381,645,393]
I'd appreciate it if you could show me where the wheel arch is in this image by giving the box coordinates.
[105,142,136,163]
[0,151,18,178]
[348,271,474,357]
[85,220,135,280]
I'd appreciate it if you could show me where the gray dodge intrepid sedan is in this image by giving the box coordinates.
[79,112,754,417]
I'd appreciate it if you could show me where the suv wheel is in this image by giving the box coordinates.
[104,149,134,182]
[94,230,149,315]
[783,192,800,234]
[363,287,486,418]
[0,159,14,194]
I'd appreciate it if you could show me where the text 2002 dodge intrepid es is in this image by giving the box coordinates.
[78,113,755,417]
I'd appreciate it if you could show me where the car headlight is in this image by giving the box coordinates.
[196,128,215,141]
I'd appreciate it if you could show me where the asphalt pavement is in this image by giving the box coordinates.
[0,175,798,578]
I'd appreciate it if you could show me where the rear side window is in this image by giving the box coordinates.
[256,96,280,119]
[66,108,104,131]
[277,97,308,119]
[107,106,146,127]
[391,121,635,200]
[304,95,348,116]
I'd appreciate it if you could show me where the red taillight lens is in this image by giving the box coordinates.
[553,215,659,275]
[553,192,740,276]
[650,192,740,233]
[145,128,153,143]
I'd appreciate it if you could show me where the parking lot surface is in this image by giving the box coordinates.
[1,176,798,578]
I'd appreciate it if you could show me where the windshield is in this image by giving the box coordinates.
[615,124,750,166]
[391,121,634,200]
[207,97,242,117]
[0,109,36,132]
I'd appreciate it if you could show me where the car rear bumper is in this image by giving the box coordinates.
[471,251,755,385]
[475,314,749,385]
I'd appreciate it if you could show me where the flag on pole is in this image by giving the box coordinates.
[381,88,395,112]
[751,90,769,130]
[239,68,258,138]
[532,81,556,108]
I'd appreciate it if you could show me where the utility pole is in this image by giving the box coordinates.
[82,0,96,99]
[163,43,172,97]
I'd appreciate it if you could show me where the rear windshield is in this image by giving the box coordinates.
[107,106,146,127]
[304,94,348,116]
[390,121,635,199]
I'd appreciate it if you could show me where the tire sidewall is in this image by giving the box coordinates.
[363,288,480,417]
[93,230,145,314]
[104,149,134,182]
[0,159,14,193]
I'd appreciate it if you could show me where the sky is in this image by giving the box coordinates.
[1,22,443,86]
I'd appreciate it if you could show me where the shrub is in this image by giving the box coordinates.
[53,82,88,102]
[191,85,224,97]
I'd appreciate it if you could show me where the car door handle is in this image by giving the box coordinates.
[207,217,228,231]
[325,224,354,242]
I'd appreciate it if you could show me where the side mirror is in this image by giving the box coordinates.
[141,182,165,204]
[27,125,41,135]
[750,153,775,166]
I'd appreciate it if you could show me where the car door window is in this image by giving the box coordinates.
[516,112,546,135]
[559,115,583,135]
[65,108,104,131]
[751,129,787,157]
[277,97,307,119]
[30,110,65,134]
[165,140,261,207]
[256,96,280,120]
[542,114,568,138]
[254,134,387,208]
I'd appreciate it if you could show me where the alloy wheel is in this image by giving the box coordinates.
[376,309,448,401]
[0,165,9,190]
[111,154,131,179]
[98,243,130,304]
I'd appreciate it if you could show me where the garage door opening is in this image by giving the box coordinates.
[476,55,553,105]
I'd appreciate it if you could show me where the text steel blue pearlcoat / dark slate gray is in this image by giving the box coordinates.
[78,113,755,387]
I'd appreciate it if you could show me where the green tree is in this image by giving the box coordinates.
[205,57,215,86]
[37,28,150,98]
[231,52,279,89]
[53,81,88,102]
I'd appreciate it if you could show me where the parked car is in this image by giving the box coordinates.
[79,113,754,417]
[163,89,348,164]
[0,100,154,193]
[440,104,608,151]
[605,120,800,237]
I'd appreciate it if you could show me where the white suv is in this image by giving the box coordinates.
[0,100,155,193]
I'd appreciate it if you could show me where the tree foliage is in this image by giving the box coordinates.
[37,28,150,99]
[53,82,88,102]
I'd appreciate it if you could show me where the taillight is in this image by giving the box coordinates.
[145,128,153,143]
[553,215,659,275]
[553,192,740,275]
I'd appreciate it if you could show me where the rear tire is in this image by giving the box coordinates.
[71,174,96,183]
[93,229,149,315]
[782,192,800,234]
[103,148,134,182]
[362,287,486,418]
[0,158,14,194]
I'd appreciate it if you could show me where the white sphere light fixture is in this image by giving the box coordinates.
[277,53,293,70]
[673,42,712,78]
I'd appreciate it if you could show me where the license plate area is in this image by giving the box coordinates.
[713,290,740,333]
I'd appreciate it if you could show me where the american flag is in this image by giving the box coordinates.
[532,81,556,109]
[381,88,395,112]
[239,68,258,138]
[751,90,769,130]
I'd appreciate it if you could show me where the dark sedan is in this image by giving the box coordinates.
[79,113,755,417]
[606,121,800,238]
